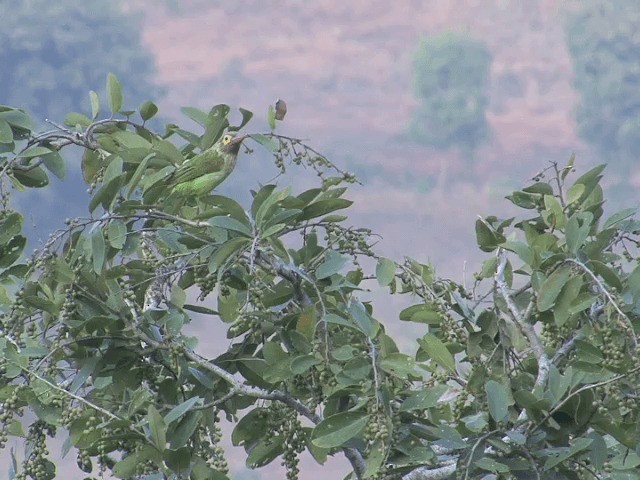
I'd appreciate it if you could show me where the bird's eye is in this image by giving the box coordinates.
[223,135,232,145]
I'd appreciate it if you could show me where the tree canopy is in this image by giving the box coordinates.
[565,0,640,167]
[409,32,491,153]
[1,76,640,480]
[0,0,159,123]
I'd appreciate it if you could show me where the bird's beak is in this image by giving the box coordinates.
[230,135,247,146]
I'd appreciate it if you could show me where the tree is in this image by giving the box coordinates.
[565,0,640,167]
[409,32,492,153]
[0,0,159,123]
[1,76,640,480]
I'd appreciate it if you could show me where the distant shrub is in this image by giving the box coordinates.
[565,0,640,166]
[409,31,492,152]
[0,0,160,122]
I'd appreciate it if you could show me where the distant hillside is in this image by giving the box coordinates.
[138,0,579,155]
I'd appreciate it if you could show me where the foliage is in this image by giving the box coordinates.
[409,31,492,153]
[565,0,640,166]
[0,0,159,123]
[1,76,640,480]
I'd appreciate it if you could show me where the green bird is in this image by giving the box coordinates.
[168,133,246,198]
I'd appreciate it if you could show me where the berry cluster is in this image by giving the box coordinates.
[15,421,55,480]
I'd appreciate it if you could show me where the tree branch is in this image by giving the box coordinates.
[495,250,550,392]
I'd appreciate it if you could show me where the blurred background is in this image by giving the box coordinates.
[2,0,640,477]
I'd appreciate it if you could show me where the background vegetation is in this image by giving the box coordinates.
[565,0,640,170]
[409,32,492,154]
[0,0,159,123]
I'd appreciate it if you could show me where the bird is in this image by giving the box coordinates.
[167,133,246,198]
[274,99,287,121]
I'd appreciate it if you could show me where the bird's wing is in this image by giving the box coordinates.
[169,150,225,185]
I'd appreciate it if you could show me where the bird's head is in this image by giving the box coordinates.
[219,133,246,155]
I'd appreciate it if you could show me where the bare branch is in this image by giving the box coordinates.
[495,250,550,391]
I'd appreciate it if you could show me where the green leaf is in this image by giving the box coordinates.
[0,212,23,244]
[300,198,353,221]
[587,432,607,469]
[203,104,230,140]
[485,380,513,422]
[41,151,65,179]
[537,265,572,312]
[571,164,606,202]
[553,275,583,327]
[102,156,124,185]
[170,284,186,309]
[0,236,26,269]
[610,451,640,470]
[603,207,636,230]
[565,212,592,254]
[18,146,52,159]
[112,445,159,477]
[208,238,251,275]
[164,447,191,475]
[349,301,379,338]
[126,153,153,198]
[376,257,396,286]
[399,304,442,324]
[147,405,167,451]
[250,133,278,152]
[167,408,204,448]
[463,412,489,433]
[428,424,466,449]
[107,72,124,114]
[0,109,33,131]
[261,223,285,238]
[475,218,503,252]
[400,384,447,411]
[474,458,509,473]
[523,182,554,195]
[290,355,320,377]
[112,130,152,149]
[502,240,534,266]
[255,186,291,229]
[541,194,566,229]
[107,220,127,249]
[23,294,56,313]
[201,195,251,224]
[591,261,623,291]
[543,437,593,471]
[89,90,100,119]
[246,436,283,468]
[316,250,348,279]
[91,228,106,274]
[418,334,455,373]
[164,397,202,426]
[311,412,369,448]
[64,112,91,127]
[181,106,209,127]
[81,149,102,183]
[0,119,13,143]
[251,184,277,217]
[323,313,354,329]
[296,307,316,340]
[267,104,276,130]
[229,107,253,132]
[232,408,269,447]
[566,183,585,205]
[139,100,159,121]
[89,175,123,213]
[208,216,252,237]
[183,304,218,315]
[12,167,49,188]
[379,353,418,379]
